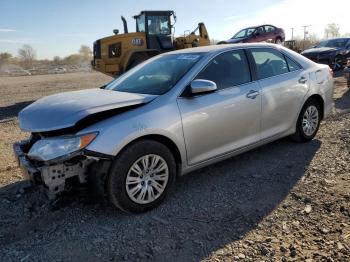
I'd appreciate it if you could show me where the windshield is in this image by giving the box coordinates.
[317,39,349,48]
[232,27,255,39]
[105,53,203,95]
[147,15,171,35]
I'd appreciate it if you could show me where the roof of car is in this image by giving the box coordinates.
[166,43,282,55]
[165,43,316,69]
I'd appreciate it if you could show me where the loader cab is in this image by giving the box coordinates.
[134,11,175,51]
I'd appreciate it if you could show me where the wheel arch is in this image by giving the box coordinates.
[122,49,160,71]
[117,134,183,176]
[304,94,325,119]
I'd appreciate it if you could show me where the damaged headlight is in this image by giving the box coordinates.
[28,132,98,161]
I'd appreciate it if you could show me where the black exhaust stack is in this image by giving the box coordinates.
[121,16,128,34]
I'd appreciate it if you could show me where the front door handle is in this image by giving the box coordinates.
[298,76,308,84]
[246,90,260,99]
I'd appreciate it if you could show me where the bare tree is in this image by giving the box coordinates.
[78,45,92,62]
[53,56,61,65]
[63,54,82,65]
[18,45,36,68]
[324,23,340,39]
[0,52,12,71]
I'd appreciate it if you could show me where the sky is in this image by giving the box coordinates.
[0,0,349,59]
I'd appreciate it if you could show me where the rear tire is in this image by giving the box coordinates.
[275,37,283,45]
[291,99,321,142]
[107,140,176,213]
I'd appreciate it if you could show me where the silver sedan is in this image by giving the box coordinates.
[14,43,334,213]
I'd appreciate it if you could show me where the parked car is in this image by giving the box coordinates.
[48,67,67,74]
[218,25,285,45]
[14,44,334,213]
[344,58,350,88]
[8,69,31,76]
[301,38,350,71]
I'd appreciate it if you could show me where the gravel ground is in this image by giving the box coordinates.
[0,72,349,261]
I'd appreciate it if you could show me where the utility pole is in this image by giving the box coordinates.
[302,25,311,49]
[290,27,294,40]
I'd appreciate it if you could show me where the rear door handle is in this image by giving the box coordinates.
[298,76,308,84]
[246,90,260,99]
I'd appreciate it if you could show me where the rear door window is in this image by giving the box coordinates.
[195,50,251,90]
[264,25,276,33]
[285,56,302,72]
[251,48,289,79]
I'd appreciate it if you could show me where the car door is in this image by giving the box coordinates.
[249,47,309,140]
[253,26,267,42]
[264,25,277,42]
[177,50,261,165]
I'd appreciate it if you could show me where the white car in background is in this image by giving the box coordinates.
[48,67,67,74]
[8,69,31,76]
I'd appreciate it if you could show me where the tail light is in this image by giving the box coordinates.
[328,67,333,77]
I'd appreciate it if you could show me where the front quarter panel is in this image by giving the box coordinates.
[80,98,186,163]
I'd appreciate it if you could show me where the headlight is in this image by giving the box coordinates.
[340,49,350,55]
[28,132,98,161]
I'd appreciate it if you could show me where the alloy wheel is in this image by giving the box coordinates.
[332,57,343,71]
[302,105,319,136]
[125,154,169,204]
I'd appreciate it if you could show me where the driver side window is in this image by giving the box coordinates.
[195,50,251,90]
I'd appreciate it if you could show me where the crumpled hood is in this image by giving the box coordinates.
[19,88,158,132]
[302,47,339,55]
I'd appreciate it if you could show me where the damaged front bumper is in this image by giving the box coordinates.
[13,140,111,199]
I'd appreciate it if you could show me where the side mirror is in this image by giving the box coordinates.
[190,79,217,94]
[113,29,119,35]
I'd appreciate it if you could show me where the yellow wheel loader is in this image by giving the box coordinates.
[92,10,210,77]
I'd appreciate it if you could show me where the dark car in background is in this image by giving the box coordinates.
[219,24,285,45]
[301,38,350,71]
[344,58,350,88]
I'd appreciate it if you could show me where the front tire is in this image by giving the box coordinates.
[332,55,343,71]
[126,53,149,71]
[107,140,176,213]
[291,99,321,142]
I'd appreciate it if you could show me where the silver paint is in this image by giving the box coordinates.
[18,43,334,177]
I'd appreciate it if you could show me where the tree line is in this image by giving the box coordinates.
[0,45,92,69]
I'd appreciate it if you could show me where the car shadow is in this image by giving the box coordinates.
[335,89,350,111]
[0,101,33,121]
[0,138,321,261]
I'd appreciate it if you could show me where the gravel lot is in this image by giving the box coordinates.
[0,72,349,261]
